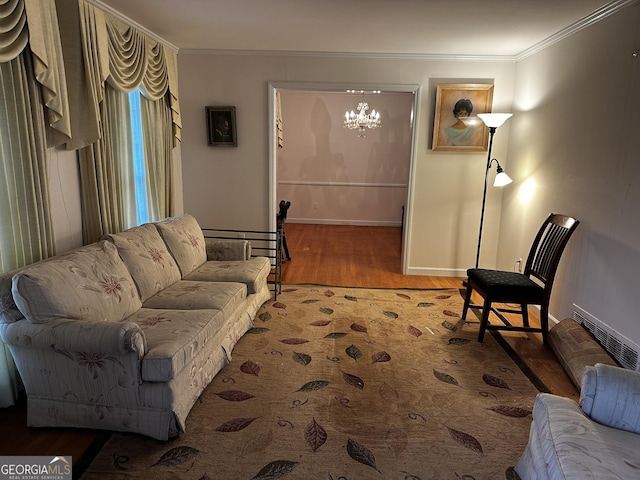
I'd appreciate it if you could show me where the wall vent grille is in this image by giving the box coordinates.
[572,306,640,371]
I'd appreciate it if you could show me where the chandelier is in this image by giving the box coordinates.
[344,90,382,137]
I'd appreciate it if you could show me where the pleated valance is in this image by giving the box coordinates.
[79,0,181,146]
[0,0,71,146]
[0,0,28,62]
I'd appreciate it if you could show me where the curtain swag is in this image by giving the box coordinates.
[80,0,181,146]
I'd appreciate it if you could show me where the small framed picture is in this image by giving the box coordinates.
[206,106,237,147]
[432,84,494,152]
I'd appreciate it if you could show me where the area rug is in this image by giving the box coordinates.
[81,285,543,480]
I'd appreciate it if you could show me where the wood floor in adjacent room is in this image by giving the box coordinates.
[0,223,578,470]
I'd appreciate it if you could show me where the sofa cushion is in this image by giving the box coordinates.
[131,308,228,382]
[580,363,640,435]
[103,223,181,301]
[154,214,206,277]
[142,281,247,318]
[184,257,271,294]
[12,241,141,324]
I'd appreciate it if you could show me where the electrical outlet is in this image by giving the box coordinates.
[515,258,523,273]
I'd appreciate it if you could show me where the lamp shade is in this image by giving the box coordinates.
[478,113,513,128]
[493,171,513,187]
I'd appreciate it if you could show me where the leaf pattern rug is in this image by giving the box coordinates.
[80,285,540,480]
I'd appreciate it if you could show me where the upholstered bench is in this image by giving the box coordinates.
[547,318,618,388]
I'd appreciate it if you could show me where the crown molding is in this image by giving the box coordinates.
[86,0,179,53]
[516,0,638,61]
[179,49,517,63]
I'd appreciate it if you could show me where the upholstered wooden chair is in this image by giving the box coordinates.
[462,213,580,344]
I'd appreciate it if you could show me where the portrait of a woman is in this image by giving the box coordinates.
[432,84,494,151]
[444,98,474,146]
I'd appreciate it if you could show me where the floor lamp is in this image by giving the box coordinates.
[474,113,513,269]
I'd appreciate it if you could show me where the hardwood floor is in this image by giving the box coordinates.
[0,223,577,472]
[281,223,456,289]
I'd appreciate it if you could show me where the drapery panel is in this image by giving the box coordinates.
[141,94,174,222]
[78,85,128,243]
[56,0,100,150]
[0,53,55,275]
[276,90,284,148]
[0,51,56,407]
[0,0,71,147]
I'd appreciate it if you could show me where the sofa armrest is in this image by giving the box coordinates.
[205,238,251,261]
[580,363,640,434]
[0,318,146,358]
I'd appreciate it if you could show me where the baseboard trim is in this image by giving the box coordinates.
[287,219,402,227]
[405,266,466,278]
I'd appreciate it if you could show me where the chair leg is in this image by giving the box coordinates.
[477,298,492,342]
[540,305,550,345]
[462,284,473,319]
[521,304,530,328]
[282,231,291,261]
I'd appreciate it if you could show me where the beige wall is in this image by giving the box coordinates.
[177,53,515,276]
[502,3,640,343]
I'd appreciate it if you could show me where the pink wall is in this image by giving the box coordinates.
[277,91,414,226]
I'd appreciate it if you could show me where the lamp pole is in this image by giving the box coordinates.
[474,112,513,269]
[475,127,496,269]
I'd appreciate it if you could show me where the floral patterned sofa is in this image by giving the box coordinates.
[0,214,272,440]
[516,363,640,479]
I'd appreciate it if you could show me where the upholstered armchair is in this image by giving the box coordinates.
[516,363,640,479]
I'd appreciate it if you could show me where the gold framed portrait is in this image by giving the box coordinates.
[432,84,494,152]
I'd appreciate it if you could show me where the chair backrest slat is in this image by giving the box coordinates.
[525,213,579,289]
[532,223,564,280]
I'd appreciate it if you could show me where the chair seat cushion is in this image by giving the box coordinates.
[467,268,544,301]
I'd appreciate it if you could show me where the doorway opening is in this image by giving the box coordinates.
[268,83,421,275]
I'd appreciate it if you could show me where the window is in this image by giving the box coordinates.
[129,90,150,225]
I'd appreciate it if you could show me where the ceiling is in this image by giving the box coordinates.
[96,0,627,58]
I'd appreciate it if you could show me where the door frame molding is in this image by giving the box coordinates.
[268,82,422,274]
